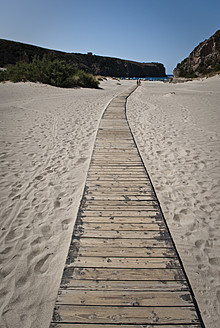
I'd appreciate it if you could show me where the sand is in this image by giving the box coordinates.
[127,76,220,328]
[0,76,219,328]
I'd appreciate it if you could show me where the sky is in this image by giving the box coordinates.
[0,0,220,74]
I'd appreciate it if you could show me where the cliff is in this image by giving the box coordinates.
[173,30,220,78]
[0,39,166,77]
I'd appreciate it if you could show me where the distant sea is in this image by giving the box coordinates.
[121,75,173,81]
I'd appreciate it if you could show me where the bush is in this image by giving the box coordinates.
[0,54,99,88]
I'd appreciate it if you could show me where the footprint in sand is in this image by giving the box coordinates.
[54,199,61,209]
[34,253,52,274]
[209,257,220,266]
[195,239,205,249]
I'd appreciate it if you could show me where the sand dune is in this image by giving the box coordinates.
[127,76,220,328]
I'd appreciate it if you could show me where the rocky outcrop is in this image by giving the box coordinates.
[174,30,220,78]
[0,39,166,77]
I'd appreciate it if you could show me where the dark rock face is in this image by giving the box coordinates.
[174,30,220,78]
[0,39,166,77]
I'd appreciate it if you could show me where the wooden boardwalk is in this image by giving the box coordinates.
[50,87,204,328]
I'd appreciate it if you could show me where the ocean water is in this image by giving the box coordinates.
[121,75,173,81]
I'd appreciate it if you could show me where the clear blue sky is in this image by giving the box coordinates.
[1,0,219,74]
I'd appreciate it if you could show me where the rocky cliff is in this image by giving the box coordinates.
[174,30,220,78]
[0,39,166,77]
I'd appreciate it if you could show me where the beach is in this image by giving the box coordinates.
[0,76,220,328]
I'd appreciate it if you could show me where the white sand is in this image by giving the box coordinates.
[0,79,134,328]
[0,77,219,328]
[127,76,220,328]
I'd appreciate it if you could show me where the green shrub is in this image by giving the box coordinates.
[0,54,99,88]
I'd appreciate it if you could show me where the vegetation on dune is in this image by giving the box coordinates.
[0,54,99,88]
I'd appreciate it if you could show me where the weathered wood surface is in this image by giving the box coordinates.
[67,257,180,269]
[75,246,177,257]
[60,279,189,291]
[53,305,198,324]
[76,222,166,230]
[62,267,185,281]
[73,230,169,239]
[50,87,203,327]
[72,237,173,248]
[51,324,201,328]
[56,290,193,306]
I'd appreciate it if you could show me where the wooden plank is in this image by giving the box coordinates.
[86,192,154,197]
[88,173,147,177]
[92,154,139,157]
[88,162,142,165]
[100,121,128,124]
[83,200,158,206]
[91,158,141,161]
[93,149,138,152]
[83,205,159,211]
[77,216,163,223]
[81,210,161,217]
[95,146,138,149]
[86,186,153,192]
[68,257,180,269]
[64,267,185,281]
[86,182,152,186]
[90,158,139,160]
[95,146,136,149]
[76,223,166,231]
[84,199,157,205]
[96,139,134,142]
[95,139,134,142]
[57,290,193,306]
[85,188,155,193]
[89,163,143,165]
[99,124,128,128]
[85,195,156,200]
[90,163,144,167]
[86,182,152,187]
[95,140,135,142]
[94,147,137,149]
[51,324,201,328]
[82,200,158,206]
[98,127,129,130]
[73,230,169,239]
[97,131,131,133]
[90,160,141,163]
[86,191,154,196]
[95,147,136,149]
[90,161,142,164]
[75,246,176,258]
[88,169,147,173]
[52,305,199,324]
[91,153,140,156]
[88,167,148,170]
[92,154,140,158]
[60,279,189,291]
[73,237,173,248]
[97,128,130,130]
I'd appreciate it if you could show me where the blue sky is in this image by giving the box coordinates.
[0,0,219,74]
